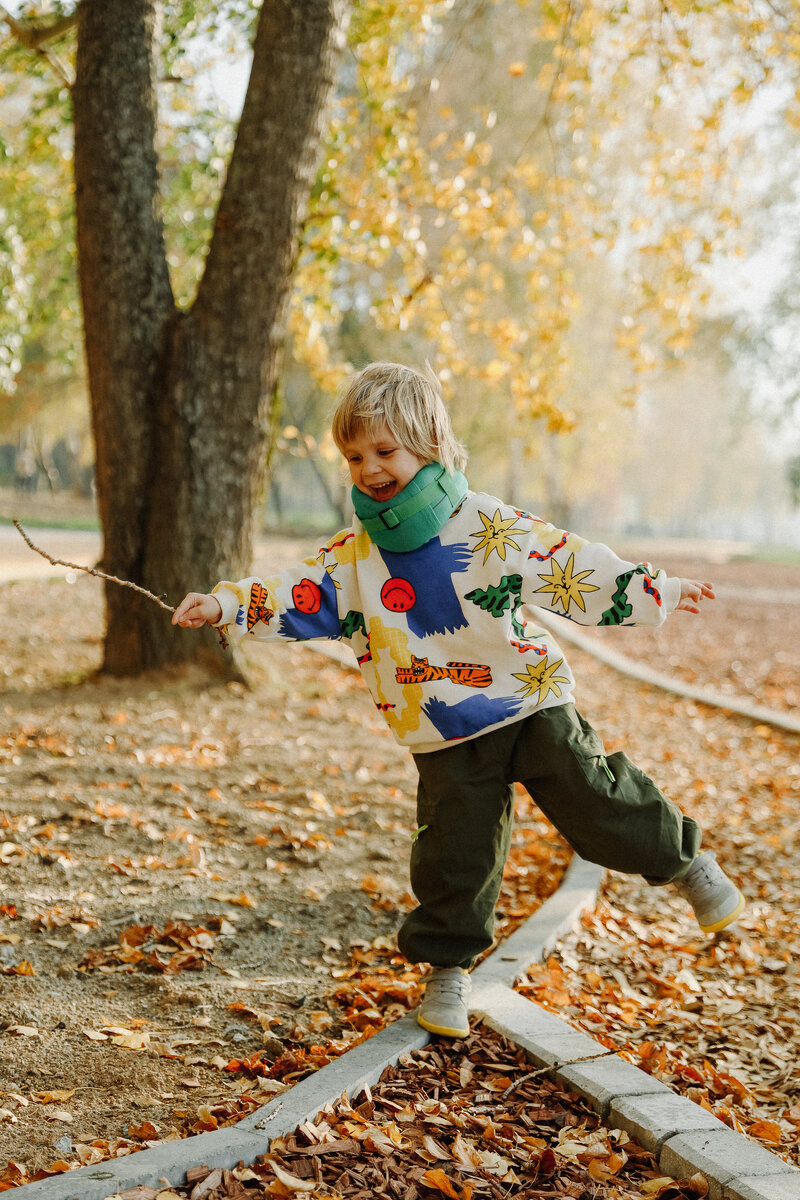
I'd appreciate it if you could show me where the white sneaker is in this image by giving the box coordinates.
[417,966,471,1037]
[673,850,745,933]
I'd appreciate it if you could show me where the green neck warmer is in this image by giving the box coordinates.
[351,462,469,552]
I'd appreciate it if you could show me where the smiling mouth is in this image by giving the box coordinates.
[370,482,398,501]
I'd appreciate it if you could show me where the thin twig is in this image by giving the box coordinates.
[499,1050,616,1099]
[12,519,175,612]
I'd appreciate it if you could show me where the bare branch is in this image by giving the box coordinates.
[12,520,175,613]
[0,4,76,87]
[10,8,77,46]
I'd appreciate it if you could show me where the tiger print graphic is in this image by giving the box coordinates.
[395,655,492,689]
[247,582,274,632]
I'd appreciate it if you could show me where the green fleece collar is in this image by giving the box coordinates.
[351,462,468,552]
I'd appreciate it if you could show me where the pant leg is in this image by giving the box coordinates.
[398,727,517,969]
[509,704,700,885]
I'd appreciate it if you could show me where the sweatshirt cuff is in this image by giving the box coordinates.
[663,576,682,613]
[211,585,241,627]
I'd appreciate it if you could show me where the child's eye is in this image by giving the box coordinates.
[379,448,396,457]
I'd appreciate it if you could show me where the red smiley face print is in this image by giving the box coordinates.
[292,579,322,614]
[380,577,416,612]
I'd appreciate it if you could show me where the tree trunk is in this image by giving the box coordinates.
[72,0,348,676]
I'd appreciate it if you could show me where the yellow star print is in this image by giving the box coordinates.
[534,553,600,615]
[470,509,523,564]
[316,550,341,589]
[512,657,571,704]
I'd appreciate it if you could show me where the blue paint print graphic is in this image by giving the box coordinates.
[422,694,522,741]
[278,571,341,640]
[379,539,471,638]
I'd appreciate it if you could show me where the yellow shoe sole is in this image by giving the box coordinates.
[417,1011,470,1038]
[698,890,746,933]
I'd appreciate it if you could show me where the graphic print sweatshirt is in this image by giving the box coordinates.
[212,492,682,754]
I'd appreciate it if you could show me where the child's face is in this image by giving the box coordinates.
[343,423,426,502]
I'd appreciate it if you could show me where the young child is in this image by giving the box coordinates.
[173,361,745,1039]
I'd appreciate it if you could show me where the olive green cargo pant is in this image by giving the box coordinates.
[398,703,701,969]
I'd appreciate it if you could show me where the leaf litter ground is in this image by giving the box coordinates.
[2,537,800,1195]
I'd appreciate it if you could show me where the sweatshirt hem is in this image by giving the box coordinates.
[409,697,572,755]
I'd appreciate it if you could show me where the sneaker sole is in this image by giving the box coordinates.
[417,1011,470,1038]
[698,890,746,933]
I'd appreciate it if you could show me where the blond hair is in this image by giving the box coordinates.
[332,362,467,474]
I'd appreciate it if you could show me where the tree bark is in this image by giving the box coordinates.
[72,0,348,676]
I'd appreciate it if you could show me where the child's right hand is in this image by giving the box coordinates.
[172,592,223,628]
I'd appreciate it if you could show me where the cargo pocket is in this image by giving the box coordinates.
[573,715,616,788]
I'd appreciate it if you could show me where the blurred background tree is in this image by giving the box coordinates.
[2,0,799,674]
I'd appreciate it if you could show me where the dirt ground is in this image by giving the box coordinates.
[2,521,800,1182]
[0,537,567,1179]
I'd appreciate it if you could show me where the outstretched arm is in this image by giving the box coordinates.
[172,592,223,628]
[676,579,715,614]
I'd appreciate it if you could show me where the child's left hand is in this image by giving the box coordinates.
[676,579,715,614]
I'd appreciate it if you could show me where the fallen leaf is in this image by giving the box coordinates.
[265,1160,315,1191]
[34,1090,76,1104]
[747,1119,782,1144]
[420,1133,451,1161]
[128,1121,160,1140]
[109,1029,150,1051]
[420,1168,461,1198]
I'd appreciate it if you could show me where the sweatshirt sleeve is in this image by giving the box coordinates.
[520,515,681,627]
[211,548,345,646]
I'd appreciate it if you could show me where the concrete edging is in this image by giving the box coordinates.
[14,1014,431,1200]
[13,855,602,1200]
[472,983,800,1200]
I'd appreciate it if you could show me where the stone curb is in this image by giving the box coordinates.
[14,1015,431,1200]
[472,982,800,1200]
